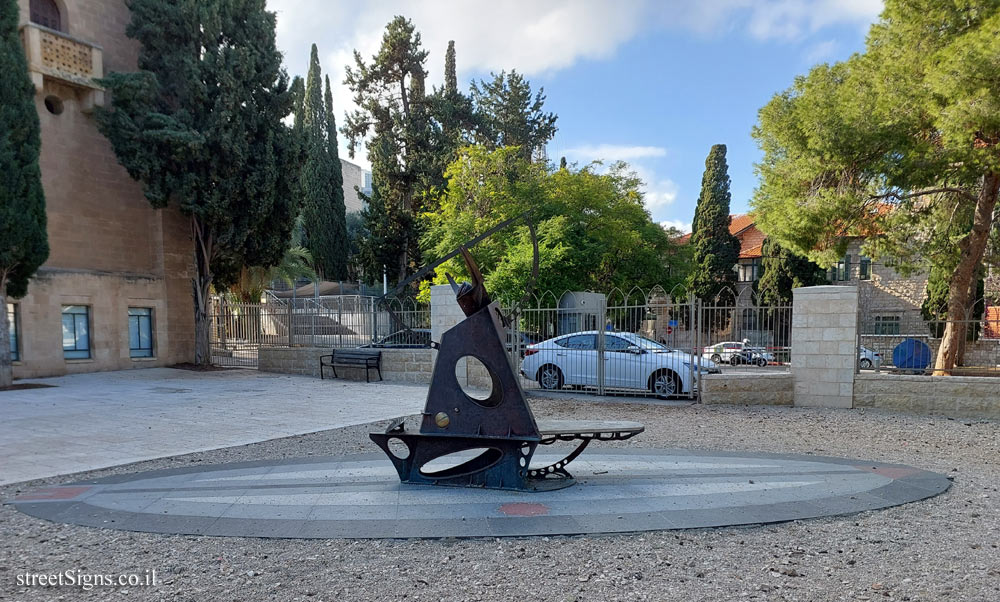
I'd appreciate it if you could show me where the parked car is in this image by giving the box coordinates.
[505,331,541,357]
[519,331,720,398]
[703,340,775,366]
[859,346,881,369]
[363,328,432,348]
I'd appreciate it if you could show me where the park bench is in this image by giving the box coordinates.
[319,348,382,382]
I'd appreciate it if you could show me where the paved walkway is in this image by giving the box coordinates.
[11,449,951,538]
[0,368,426,485]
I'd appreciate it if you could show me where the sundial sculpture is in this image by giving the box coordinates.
[370,214,644,491]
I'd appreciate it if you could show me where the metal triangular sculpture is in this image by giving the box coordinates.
[369,247,555,491]
[370,231,643,492]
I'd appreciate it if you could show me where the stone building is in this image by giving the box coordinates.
[8,0,195,378]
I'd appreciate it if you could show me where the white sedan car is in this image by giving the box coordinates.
[703,341,775,365]
[519,331,719,397]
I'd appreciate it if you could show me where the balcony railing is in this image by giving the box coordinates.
[19,22,104,111]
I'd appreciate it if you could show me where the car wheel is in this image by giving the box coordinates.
[730,356,740,366]
[711,353,721,363]
[756,357,767,367]
[649,369,680,399]
[537,364,564,390]
[859,358,873,370]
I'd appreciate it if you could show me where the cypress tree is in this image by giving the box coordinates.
[97,0,297,365]
[324,74,349,279]
[0,0,49,387]
[299,44,347,280]
[757,237,827,305]
[686,144,740,303]
[444,40,457,95]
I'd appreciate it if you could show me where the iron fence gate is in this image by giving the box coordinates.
[208,295,430,368]
[504,286,793,401]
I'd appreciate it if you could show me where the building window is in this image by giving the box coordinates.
[7,303,18,362]
[859,256,871,280]
[62,305,91,359]
[30,0,62,32]
[128,308,154,358]
[874,315,900,335]
[739,258,761,282]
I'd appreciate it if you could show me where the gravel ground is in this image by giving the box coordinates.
[1,397,998,602]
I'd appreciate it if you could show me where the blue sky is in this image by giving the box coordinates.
[268,0,881,232]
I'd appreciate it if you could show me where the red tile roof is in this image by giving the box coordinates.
[674,214,764,259]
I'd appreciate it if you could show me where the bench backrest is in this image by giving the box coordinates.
[334,349,381,361]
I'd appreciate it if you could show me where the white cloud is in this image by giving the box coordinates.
[266,0,883,167]
[804,39,838,63]
[660,219,692,234]
[563,144,667,162]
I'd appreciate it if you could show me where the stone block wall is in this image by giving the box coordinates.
[791,286,859,408]
[701,373,793,406]
[259,347,434,384]
[854,373,1000,419]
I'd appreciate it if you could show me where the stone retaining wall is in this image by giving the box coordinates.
[259,347,434,384]
[854,373,1000,419]
[701,373,793,406]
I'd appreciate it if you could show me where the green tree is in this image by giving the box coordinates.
[0,0,49,388]
[757,237,827,305]
[752,0,1000,373]
[297,45,347,280]
[343,16,435,283]
[686,145,740,303]
[470,70,558,161]
[97,0,297,365]
[423,146,683,300]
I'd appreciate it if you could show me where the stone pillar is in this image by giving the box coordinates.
[790,285,859,408]
[430,284,465,384]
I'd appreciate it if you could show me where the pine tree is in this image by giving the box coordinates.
[299,45,347,280]
[343,16,434,282]
[0,0,49,387]
[470,70,557,161]
[97,0,297,365]
[686,144,740,303]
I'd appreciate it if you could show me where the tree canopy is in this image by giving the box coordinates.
[470,70,558,161]
[422,146,686,301]
[97,0,297,364]
[751,0,1000,372]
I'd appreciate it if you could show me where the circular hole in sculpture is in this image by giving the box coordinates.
[387,438,409,459]
[455,355,500,407]
[44,95,64,115]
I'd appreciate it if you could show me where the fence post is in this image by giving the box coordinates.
[691,293,699,402]
[596,296,606,396]
[287,299,294,347]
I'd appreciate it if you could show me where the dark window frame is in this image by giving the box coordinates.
[128,307,154,358]
[62,305,91,359]
[873,315,901,335]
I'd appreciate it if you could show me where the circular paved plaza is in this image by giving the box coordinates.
[11,448,950,539]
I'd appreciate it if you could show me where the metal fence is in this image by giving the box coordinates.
[858,285,1000,375]
[505,286,792,401]
[209,294,430,367]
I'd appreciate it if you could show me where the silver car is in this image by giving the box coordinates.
[519,331,719,397]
